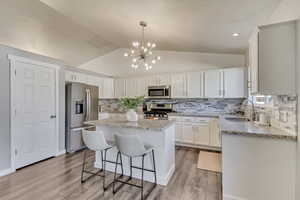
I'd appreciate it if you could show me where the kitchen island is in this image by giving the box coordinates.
[86,119,176,186]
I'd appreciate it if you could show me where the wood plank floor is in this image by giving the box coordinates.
[0,147,222,200]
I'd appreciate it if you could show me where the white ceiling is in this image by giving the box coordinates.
[0,0,117,66]
[41,0,281,55]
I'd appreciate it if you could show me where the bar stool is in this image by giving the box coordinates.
[113,134,157,200]
[81,130,124,191]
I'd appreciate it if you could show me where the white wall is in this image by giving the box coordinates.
[0,44,66,174]
[79,48,245,77]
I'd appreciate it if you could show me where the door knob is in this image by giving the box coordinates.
[50,115,56,119]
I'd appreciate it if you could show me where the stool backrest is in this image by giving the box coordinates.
[114,134,146,157]
[82,130,109,151]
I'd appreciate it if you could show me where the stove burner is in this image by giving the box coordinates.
[144,111,168,120]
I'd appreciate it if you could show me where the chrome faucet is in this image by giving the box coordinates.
[244,97,257,121]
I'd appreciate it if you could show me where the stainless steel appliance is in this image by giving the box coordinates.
[148,85,171,98]
[65,83,99,153]
[143,103,173,120]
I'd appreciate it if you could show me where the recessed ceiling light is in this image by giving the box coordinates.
[232,33,240,37]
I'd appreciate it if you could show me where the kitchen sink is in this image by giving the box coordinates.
[225,117,250,122]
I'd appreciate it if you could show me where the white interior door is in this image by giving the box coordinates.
[12,60,56,169]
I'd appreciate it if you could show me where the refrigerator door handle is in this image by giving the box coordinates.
[85,89,91,121]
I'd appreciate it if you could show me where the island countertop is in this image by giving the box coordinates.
[86,119,175,131]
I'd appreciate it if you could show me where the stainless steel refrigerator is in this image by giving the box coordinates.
[65,83,99,153]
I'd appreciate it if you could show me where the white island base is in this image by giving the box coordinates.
[92,122,176,186]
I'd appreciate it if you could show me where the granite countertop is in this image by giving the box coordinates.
[98,112,297,140]
[169,112,297,141]
[85,119,175,131]
[219,115,297,141]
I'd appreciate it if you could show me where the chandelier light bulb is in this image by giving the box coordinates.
[125,21,160,71]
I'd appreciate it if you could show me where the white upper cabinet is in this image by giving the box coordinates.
[156,74,171,86]
[171,73,187,98]
[65,71,87,83]
[125,78,138,97]
[204,68,246,98]
[99,78,114,99]
[204,70,222,98]
[187,72,204,98]
[136,78,148,97]
[258,21,296,95]
[114,79,126,98]
[223,68,246,98]
[145,76,157,88]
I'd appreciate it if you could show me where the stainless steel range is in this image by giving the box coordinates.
[143,103,173,120]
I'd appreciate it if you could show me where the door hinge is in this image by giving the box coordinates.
[15,149,18,156]
[14,69,16,76]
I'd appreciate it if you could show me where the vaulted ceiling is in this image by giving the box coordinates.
[0,0,282,67]
[41,0,281,55]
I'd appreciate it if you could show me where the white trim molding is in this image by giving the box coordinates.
[55,149,66,157]
[8,55,61,70]
[0,168,15,177]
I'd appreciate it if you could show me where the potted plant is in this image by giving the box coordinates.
[120,96,144,121]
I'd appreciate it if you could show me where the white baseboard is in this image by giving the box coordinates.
[55,149,66,157]
[159,164,175,185]
[0,168,15,177]
[223,194,248,200]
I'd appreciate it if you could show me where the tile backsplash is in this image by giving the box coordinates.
[99,98,245,114]
[145,98,245,114]
[243,95,297,134]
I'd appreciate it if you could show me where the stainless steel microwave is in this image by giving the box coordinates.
[148,85,171,98]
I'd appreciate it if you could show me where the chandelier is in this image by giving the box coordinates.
[124,21,160,70]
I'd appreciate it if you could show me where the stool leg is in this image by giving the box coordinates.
[81,149,87,183]
[120,153,124,177]
[113,151,120,194]
[129,157,133,180]
[152,150,157,185]
[102,149,107,191]
[141,154,145,200]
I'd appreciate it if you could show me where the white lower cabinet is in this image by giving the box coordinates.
[193,124,210,146]
[175,123,183,141]
[171,116,221,150]
[182,124,194,143]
